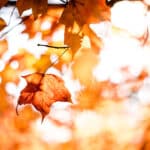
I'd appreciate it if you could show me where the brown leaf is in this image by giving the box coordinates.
[32,0,48,18]
[0,0,8,8]
[60,0,108,55]
[64,29,83,56]
[22,8,61,38]
[60,0,110,26]
[16,0,48,18]
[59,2,74,27]
[0,18,7,31]
[22,16,38,38]
[75,0,110,25]
[61,16,83,56]
[16,73,71,121]
[16,0,32,16]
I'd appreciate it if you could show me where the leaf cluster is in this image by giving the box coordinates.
[0,1,150,149]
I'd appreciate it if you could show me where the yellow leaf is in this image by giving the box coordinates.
[8,49,37,71]
[34,54,51,73]
[72,48,98,86]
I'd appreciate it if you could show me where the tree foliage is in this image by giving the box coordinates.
[0,0,150,150]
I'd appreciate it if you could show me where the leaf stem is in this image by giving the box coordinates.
[49,48,68,67]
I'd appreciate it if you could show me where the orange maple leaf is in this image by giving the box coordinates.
[60,0,110,26]
[60,0,110,55]
[16,73,71,122]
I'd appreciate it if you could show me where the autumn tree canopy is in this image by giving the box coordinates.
[0,0,150,150]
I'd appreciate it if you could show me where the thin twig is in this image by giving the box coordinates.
[60,0,68,4]
[7,7,16,25]
[37,43,69,49]
[142,27,149,46]
[6,1,66,6]
[37,43,69,67]
[0,1,67,39]
[0,16,29,39]
[49,48,68,67]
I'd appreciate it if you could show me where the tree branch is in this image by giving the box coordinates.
[6,0,66,7]
[37,44,69,49]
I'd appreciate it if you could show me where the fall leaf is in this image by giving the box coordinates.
[34,54,51,73]
[0,1,150,149]
[59,2,74,27]
[0,0,8,8]
[60,0,110,26]
[82,25,103,53]
[8,49,37,71]
[64,28,83,56]
[16,73,71,121]
[78,0,110,25]
[0,39,7,57]
[0,64,20,84]
[72,48,98,86]
[60,19,84,56]
[0,86,10,113]
[77,86,101,109]
[22,16,38,38]
[22,8,62,39]
[60,0,109,55]
[16,0,48,18]
[0,17,7,31]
